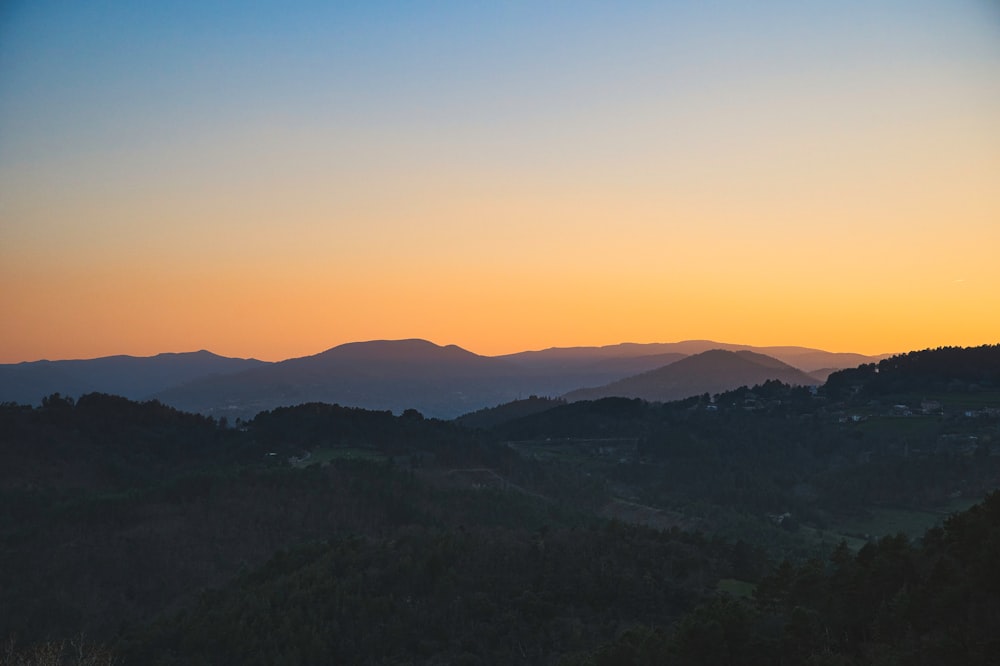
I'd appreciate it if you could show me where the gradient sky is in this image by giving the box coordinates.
[2,1,998,362]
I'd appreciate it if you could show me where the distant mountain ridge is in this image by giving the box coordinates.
[1,339,889,419]
[0,351,267,405]
[500,341,888,373]
[565,349,819,403]
[153,339,529,419]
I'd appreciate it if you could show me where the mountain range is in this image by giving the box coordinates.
[0,351,266,406]
[564,349,819,403]
[0,339,891,419]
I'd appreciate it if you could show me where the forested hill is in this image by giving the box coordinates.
[0,351,266,405]
[825,344,1000,398]
[2,345,999,664]
[572,490,1000,665]
[120,523,740,665]
[0,394,752,663]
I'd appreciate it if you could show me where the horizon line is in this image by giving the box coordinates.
[0,336,944,365]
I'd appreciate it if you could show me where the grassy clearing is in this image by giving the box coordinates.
[910,392,1000,410]
[508,440,630,467]
[800,526,868,551]
[717,578,756,598]
[291,448,387,467]
[819,496,986,546]
[936,496,982,514]
[855,416,938,437]
[833,508,943,539]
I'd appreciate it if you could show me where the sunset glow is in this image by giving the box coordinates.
[2,1,998,362]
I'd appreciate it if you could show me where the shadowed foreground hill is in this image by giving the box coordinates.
[455,395,567,429]
[565,349,817,403]
[572,491,1000,665]
[0,395,603,644]
[0,394,746,664]
[121,524,735,665]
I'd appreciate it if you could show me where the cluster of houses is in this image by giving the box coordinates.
[838,399,999,421]
[889,400,943,417]
[962,407,1000,418]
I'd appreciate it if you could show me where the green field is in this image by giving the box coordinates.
[907,392,1000,410]
[291,447,387,467]
[716,578,756,598]
[854,415,939,437]
[808,496,984,548]
[507,439,635,467]
[799,526,869,551]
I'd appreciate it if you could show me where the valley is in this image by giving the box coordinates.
[1,344,998,664]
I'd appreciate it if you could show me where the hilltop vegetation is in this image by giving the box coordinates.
[0,396,611,646]
[122,523,742,665]
[825,344,1000,398]
[491,376,999,538]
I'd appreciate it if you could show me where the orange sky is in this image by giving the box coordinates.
[2,2,999,362]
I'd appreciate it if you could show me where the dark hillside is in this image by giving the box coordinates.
[576,491,1000,665]
[455,395,566,429]
[0,393,231,494]
[496,397,655,440]
[0,396,605,644]
[494,377,1000,552]
[825,344,1000,399]
[121,523,739,666]
[3,345,998,663]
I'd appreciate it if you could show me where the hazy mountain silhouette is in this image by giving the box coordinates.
[773,350,890,373]
[2,339,886,420]
[0,351,267,405]
[806,367,841,383]
[153,339,536,419]
[500,349,686,379]
[564,349,818,403]
[500,341,888,374]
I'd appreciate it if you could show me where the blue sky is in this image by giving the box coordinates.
[1,1,999,361]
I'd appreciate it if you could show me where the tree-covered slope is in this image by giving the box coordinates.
[574,490,1000,665]
[2,344,998,663]
[121,523,742,665]
[825,344,1000,399]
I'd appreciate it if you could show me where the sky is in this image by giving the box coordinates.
[1,1,998,362]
